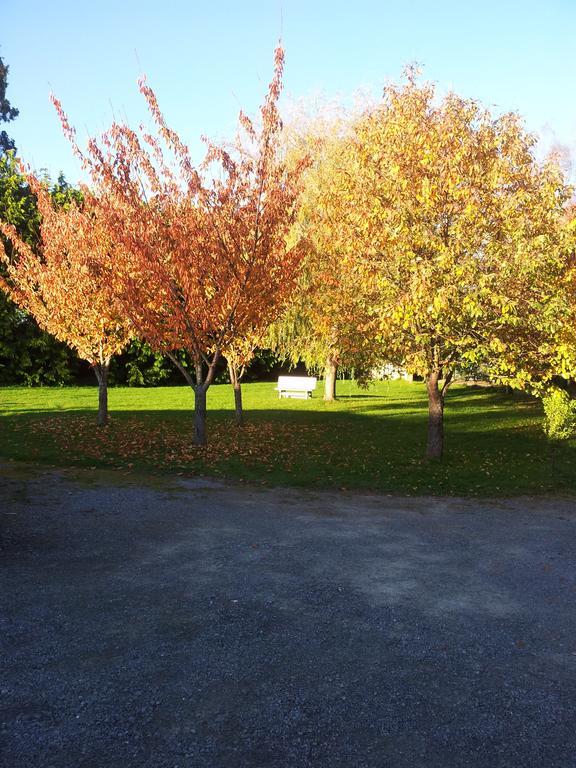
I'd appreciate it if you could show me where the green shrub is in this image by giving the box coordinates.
[542,388,576,442]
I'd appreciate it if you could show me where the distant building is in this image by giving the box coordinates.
[372,364,413,382]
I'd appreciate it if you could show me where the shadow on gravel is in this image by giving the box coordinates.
[1,470,576,768]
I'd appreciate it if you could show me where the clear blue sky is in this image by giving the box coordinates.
[2,0,575,182]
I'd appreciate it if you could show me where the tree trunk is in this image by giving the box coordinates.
[426,370,444,460]
[93,361,110,427]
[167,351,219,447]
[227,360,243,426]
[233,382,243,426]
[324,355,338,401]
[193,385,207,446]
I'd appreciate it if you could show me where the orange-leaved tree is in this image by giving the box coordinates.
[222,330,266,426]
[0,177,132,425]
[54,46,307,445]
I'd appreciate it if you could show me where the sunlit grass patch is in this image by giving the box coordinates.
[1,381,574,496]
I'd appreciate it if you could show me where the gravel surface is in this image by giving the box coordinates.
[1,463,576,767]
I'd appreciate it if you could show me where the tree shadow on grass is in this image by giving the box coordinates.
[331,392,382,399]
[2,397,574,497]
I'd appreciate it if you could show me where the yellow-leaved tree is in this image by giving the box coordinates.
[306,70,571,458]
[269,114,383,400]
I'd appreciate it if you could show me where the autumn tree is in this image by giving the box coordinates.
[0,56,79,384]
[267,247,379,400]
[0,163,85,385]
[0,179,132,425]
[223,331,264,426]
[54,47,307,445]
[269,119,381,400]
[307,71,570,458]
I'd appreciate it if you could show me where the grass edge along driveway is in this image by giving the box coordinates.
[1,380,575,496]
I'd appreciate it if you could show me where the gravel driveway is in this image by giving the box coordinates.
[1,464,576,767]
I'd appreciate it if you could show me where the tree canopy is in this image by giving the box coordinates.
[302,71,572,456]
[0,56,18,154]
[1,52,575,460]
[52,46,308,443]
[0,177,132,424]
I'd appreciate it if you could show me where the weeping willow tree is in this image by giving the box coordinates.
[266,254,381,400]
[268,104,384,400]
[266,131,382,401]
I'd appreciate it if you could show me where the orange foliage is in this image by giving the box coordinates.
[52,47,307,443]
[55,47,305,371]
[0,176,131,370]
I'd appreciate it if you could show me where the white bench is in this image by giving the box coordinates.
[275,376,317,399]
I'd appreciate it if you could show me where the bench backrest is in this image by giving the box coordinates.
[277,376,317,390]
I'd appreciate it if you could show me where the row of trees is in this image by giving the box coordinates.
[0,56,287,390]
[1,52,575,458]
[2,48,308,444]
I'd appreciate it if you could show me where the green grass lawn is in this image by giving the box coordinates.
[1,380,574,495]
